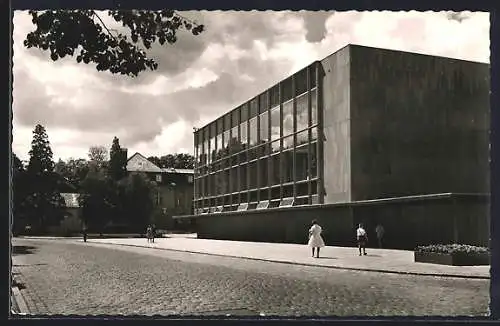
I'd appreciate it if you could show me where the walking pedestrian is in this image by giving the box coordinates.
[356,223,368,256]
[308,220,325,258]
[375,223,385,248]
[146,225,152,243]
[82,227,87,243]
[151,224,156,243]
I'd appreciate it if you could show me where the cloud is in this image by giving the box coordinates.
[12,10,489,161]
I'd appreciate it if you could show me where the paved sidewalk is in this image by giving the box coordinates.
[85,237,490,279]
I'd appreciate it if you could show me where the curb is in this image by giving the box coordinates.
[87,240,490,280]
[11,286,29,315]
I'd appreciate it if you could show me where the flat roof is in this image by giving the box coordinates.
[194,43,489,134]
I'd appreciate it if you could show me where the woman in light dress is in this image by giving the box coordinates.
[308,220,325,258]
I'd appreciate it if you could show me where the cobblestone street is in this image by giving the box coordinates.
[11,238,489,316]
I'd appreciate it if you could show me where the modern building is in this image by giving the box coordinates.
[185,44,490,249]
[126,153,194,229]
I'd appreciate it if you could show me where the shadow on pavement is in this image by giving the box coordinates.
[316,257,337,260]
[12,245,37,256]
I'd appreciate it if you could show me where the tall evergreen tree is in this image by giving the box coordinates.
[25,124,65,232]
[108,136,127,181]
[28,124,54,175]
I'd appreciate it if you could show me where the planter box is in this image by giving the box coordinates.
[414,251,490,266]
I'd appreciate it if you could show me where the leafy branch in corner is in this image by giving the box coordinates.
[23,10,205,77]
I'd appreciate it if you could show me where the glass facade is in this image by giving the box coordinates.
[194,62,320,214]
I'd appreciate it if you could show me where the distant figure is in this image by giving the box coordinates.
[82,227,87,242]
[151,224,156,243]
[308,220,325,258]
[146,225,153,243]
[375,223,385,248]
[356,223,368,256]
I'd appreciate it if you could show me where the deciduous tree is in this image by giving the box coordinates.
[88,145,108,168]
[24,10,204,77]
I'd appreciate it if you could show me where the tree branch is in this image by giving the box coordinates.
[91,10,117,40]
[173,11,202,28]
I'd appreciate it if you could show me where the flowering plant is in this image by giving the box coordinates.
[415,244,489,255]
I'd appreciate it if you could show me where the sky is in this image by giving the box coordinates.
[12,10,490,162]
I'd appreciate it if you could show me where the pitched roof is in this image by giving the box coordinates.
[126,152,162,173]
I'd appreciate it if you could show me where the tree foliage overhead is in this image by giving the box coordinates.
[24,10,204,77]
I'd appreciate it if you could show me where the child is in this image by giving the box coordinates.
[356,223,368,256]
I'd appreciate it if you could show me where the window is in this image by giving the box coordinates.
[237,203,249,211]
[216,134,223,161]
[259,157,269,188]
[249,190,258,203]
[259,189,269,201]
[259,92,268,114]
[279,197,294,207]
[270,85,280,107]
[210,137,216,163]
[283,135,294,151]
[259,112,269,143]
[310,142,318,178]
[224,114,231,131]
[229,127,239,154]
[230,168,238,193]
[256,200,270,209]
[294,196,309,206]
[311,127,318,141]
[196,143,202,166]
[297,181,308,196]
[250,98,258,118]
[249,117,258,146]
[223,130,230,149]
[311,88,318,126]
[240,103,248,122]
[268,154,279,186]
[270,106,280,141]
[295,145,308,181]
[281,150,293,183]
[296,93,308,132]
[156,190,161,206]
[282,100,293,137]
[231,109,239,128]
[155,174,162,183]
[240,121,248,149]
[249,160,258,189]
[203,140,209,165]
[271,139,280,154]
[297,129,308,147]
[239,164,248,190]
[295,68,308,96]
[214,171,222,195]
[281,77,293,102]
[223,170,230,194]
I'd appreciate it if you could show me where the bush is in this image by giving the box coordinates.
[415,244,489,255]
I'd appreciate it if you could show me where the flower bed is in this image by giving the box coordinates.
[414,244,490,266]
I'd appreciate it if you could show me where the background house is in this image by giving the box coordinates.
[126,152,194,231]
